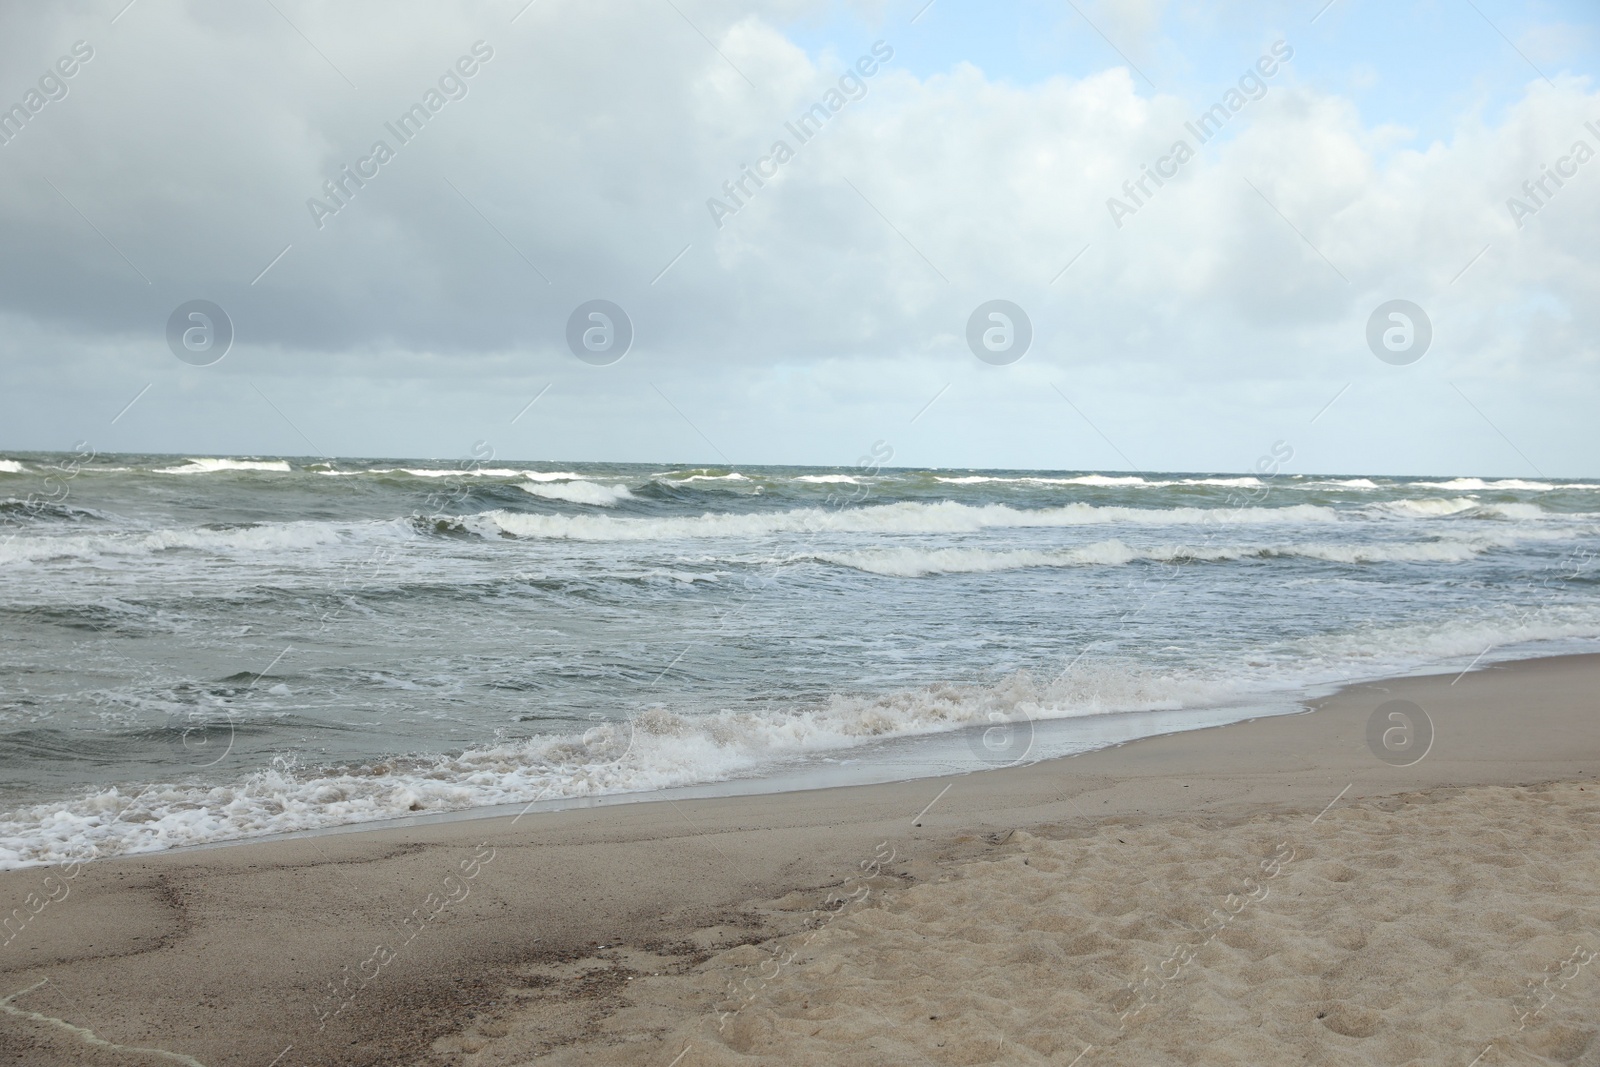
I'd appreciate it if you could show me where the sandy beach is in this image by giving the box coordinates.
[2,653,1598,1066]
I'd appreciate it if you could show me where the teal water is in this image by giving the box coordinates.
[2,452,1597,865]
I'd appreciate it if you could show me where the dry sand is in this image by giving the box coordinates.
[512,781,1599,1067]
[1,654,1598,1066]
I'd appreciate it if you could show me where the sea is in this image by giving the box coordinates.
[3,451,1599,867]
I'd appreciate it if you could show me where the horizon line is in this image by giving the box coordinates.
[0,448,1575,482]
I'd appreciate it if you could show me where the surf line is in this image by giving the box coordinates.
[0,980,208,1067]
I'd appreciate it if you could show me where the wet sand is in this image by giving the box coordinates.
[2,654,1598,1066]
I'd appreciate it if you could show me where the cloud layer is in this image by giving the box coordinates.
[0,0,1596,475]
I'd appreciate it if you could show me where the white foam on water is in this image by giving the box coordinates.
[8,605,1600,868]
[811,543,1145,576]
[1479,502,1551,520]
[1422,478,1557,491]
[399,468,538,478]
[519,481,634,506]
[1282,540,1503,563]
[662,472,750,483]
[7,457,1600,869]
[922,475,1600,493]
[794,475,860,484]
[313,468,589,482]
[153,459,293,474]
[935,474,1153,486]
[930,475,1283,489]
[1280,611,1600,677]
[0,519,403,564]
[1062,475,1150,486]
[1485,479,1558,491]
[0,663,1244,866]
[0,460,24,474]
[1365,499,1565,522]
[805,536,1518,577]
[468,501,1344,542]
[1369,497,1483,518]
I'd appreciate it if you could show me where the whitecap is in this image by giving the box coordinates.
[153,458,292,474]
[468,500,1341,542]
[519,481,633,506]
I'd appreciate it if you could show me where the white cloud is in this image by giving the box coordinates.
[0,2,1596,474]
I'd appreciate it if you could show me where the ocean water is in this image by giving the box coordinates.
[2,452,1599,867]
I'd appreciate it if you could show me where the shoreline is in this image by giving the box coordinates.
[116,694,1317,864]
[16,636,1598,870]
[194,631,1581,852]
[2,652,1597,1065]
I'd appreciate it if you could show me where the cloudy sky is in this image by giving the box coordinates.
[1,0,1596,475]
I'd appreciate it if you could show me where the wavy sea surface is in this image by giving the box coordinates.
[3,452,1599,866]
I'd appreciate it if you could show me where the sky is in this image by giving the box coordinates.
[0,0,1597,475]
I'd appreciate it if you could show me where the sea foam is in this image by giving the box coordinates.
[153,458,293,474]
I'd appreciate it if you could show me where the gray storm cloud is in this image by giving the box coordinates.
[0,1,1595,474]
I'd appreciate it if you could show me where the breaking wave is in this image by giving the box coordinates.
[519,480,634,506]
[804,537,1516,577]
[468,501,1343,542]
[153,458,293,474]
